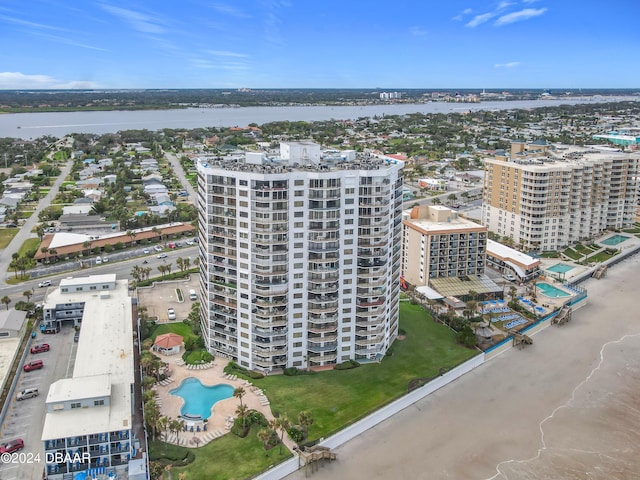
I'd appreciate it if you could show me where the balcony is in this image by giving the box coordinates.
[307,341,338,353]
[307,323,338,334]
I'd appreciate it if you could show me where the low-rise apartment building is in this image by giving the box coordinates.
[41,275,145,480]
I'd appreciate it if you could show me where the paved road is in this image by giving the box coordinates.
[0,160,73,288]
[164,151,197,201]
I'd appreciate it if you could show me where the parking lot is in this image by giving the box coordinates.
[0,325,78,480]
[137,276,199,323]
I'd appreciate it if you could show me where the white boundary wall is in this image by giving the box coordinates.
[253,353,485,480]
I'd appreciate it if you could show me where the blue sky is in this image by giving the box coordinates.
[0,0,637,89]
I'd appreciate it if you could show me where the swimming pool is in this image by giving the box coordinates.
[601,234,630,246]
[547,263,574,274]
[169,378,234,419]
[537,282,571,298]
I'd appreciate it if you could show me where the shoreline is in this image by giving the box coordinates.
[283,251,640,479]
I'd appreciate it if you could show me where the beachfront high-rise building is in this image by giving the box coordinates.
[482,142,640,252]
[401,205,501,300]
[196,142,404,372]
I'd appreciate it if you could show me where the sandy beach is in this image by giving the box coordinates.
[284,253,640,480]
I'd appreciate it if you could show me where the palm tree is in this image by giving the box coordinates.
[157,416,170,444]
[0,295,10,310]
[144,400,160,440]
[23,290,33,302]
[277,415,290,455]
[82,240,93,256]
[298,411,314,440]
[170,418,185,445]
[151,226,161,242]
[233,387,246,408]
[127,230,137,247]
[236,404,249,429]
[257,429,272,457]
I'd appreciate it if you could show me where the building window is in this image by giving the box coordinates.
[94,400,105,406]
[71,402,81,409]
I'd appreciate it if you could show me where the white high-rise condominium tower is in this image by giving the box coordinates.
[196,142,404,373]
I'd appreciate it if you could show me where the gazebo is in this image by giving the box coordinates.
[153,333,183,356]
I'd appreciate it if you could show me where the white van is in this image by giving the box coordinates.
[95,257,102,265]
[189,289,197,301]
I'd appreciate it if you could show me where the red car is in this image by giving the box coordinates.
[0,438,24,454]
[30,343,50,354]
[23,360,44,372]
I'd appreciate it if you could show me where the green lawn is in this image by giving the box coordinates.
[152,428,291,480]
[588,250,618,263]
[562,248,581,260]
[151,323,195,343]
[18,238,41,257]
[183,348,212,365]
[157,302,478,479]
[0,228,18,249]
[255,303,477,439]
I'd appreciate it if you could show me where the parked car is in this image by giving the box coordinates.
[30,343,50,354]
[154,245,163,252]
[143,248,150,254]
[157,253,167,259]
[102,256,109,263]
[43,325,60,334]
[16,388,39,401]
[95,257,102,265]
[167,308,176,320]
[0,438,24,454]
[23,360,44,372]
[167,242,177,249]
[38,280,52,288]
[503,273,517,282]
[185,239,194,246]
[74,332,79,342]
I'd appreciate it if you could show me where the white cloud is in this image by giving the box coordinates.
[452,7,473,21]
[0,72,98,89]
[494,61,521,68]
[210,3,249,18]
[409,26,428,36]
[0,14,66,32]
[189,58,249,71]
[100,4,166,34]
[495,7,547,25]
[205,50,250,58]
[466,13,495,28]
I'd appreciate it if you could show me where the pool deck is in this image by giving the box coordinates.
[150,352,283,449]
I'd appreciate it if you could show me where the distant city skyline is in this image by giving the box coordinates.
[1,0,638,90]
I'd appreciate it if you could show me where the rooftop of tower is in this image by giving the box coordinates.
[196,141,404,174]
[491,143,638,168]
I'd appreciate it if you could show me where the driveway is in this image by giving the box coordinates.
[137,276,199,323]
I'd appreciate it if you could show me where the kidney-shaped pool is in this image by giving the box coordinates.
[169,377,234,419]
